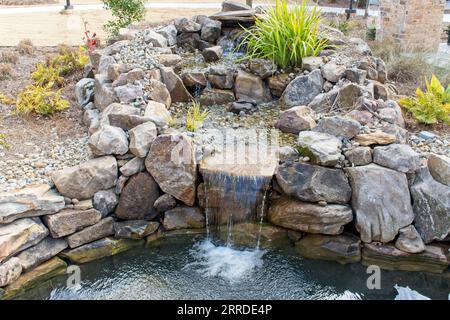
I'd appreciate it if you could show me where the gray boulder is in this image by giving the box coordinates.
[119,157,145,177]
[202,46,223,62]
[114,84,143,104]
[313,116,361,139]
[0,258,22,288]
[144,29,168,47]
[174,18,201,33]
[373,144,421,173]
[163,206,205,230]
[428,154,450,186]
[16,237,67,272]
[201,18,222,42]
[275,106,316,134]
[321,62,346,83]
[281,69,323,109]
[395,225,425,254]
[156,24,178,46]
[75,78,95,107]
[344,147,372,166]
[298,131,342,167]
[129,122,158,158]
[93,190,118,217]
[248,59,277,79]
[88,125,128,156]
[66,217,114,249]
[94,74,118,111]
[114,220,159,239]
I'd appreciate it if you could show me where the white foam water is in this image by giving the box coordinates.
[185,240,265,283]
[394,285,432,300]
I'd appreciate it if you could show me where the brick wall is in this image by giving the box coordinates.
[377,0,446,52]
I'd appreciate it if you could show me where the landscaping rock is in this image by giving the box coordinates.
[302,56,324,72]
[66,217,114,248]
[83,108,100,134]
[114,84,143,104]
[100,102,140,127]
[345,68,367,85]
[115,172,160,221]
[153,194,177,212]
[410,167,450,244]
[297,131,342,167]
[202,46,223,62]
[177,33,201,50]
[163,206,205,230]
[156,54,182,68]
[0,184,65,224]
[114,220,159,240]
[353,131,396,146]
[94,74,118,111]
[88,125,129,156]
[335,83,364,110]
[156,24,178,46]
[307,89,339,112]
[145,133,197,206]
[267,73,290,97]
[93,190,118,217]
[161,67,193,103]
[0,218,48,263]
[344,147,372,166]
[268,196,353,235]
[275,162,351,204]
[395,225,425,254]
[208,73,234,90]
[129,122,158,158]
[275,106,316,134]
[144,30,168,47]
[222,0,251,11]
[313,116,361,139]
[234,70,270,103]
[428,154,450,186]
[321,62,346,83]
[42,208,102,238]
[248,59,276,79]
[145,79,172,107]
[281,69,323,108]
[347,109,373,125]
[15,237,67,272]
[346,164,414,243]
[0,258,22,288]
[373,144,421,173]
[295,234,361,264]
[98,55,116,75]
[201,18,222,42]
[126,68,145,83]
[175,18,201,33]
[75,78,95,107]
[200,88,235,106]
[182,71,207,89]
[144,101,171,127]
[119,157,145,176]
[228,101,258,114]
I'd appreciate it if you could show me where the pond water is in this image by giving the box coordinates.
[17,234,450,300]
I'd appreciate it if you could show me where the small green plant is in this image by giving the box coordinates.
[15,84,69,116]
[167,114,178,128]
[0,92,14,105]
[186,101,209,132]
[102,0,146,39]
[48,46,89,75]
[366,24,376,41]
[399,75,450,125]
[239,0,328,68]
[32,63,65,87]
[0,134,10,150]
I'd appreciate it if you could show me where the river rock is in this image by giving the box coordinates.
[145,133,197,206]
[42,208,102,238]
[153,194,177,212]
[114,220,159,240]
[94,74,118,111]
[93,190,118,217]
[202,46,223,62]
[51,156,118,200]
[281,69,323,109]
[0,184,65,224]
[75,78,95,107]
[200,88,235,106]
[66,217,114,248]
[144,29,168,47]
[298,131,342,167]
[344,147,372,166]
[295,234,361,264]
[395,225,425,254]
[353,131,396,146]
[119,157,145,177]
[373,144,420,173]
[268,197,353,235]
[410,167,450,244]
[15,237,67,272]
[163,206,205,230]
[128,122,157,158]
[0,258,22,288]
[428,154,450,186]
[0,218,48,263]
[313,116,361,139]
[161,67,193,103]
[346,164,414,243]
[248,59,276,79]
[275,162,351,204]
[146,79,172,107]
[362,243,449,274]
[275,106,316,134]
[115,172,160,221]
[201,18,222,42]
[321,62,346,83]
[88,125,128,156]
[175,18,201,33]
[267,73,290,97]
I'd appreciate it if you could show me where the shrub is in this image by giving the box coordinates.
[0,134,9,150]
[48,46,89,75]
[0,50,19,64]
[399,75,450,125]
[18,39,34,55]
[15,84,69,116]
[0,63,13,81]
[366,24,376,41]
[186,101,209,132]
[31,63,65,87]
[239,0,327,68]
[0,92,14,105]
[102,0,146,39]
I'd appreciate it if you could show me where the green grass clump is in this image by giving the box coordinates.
[186,101,209,132]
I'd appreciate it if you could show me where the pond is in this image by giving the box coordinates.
[16,233,450,300]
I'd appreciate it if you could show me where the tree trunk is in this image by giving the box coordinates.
[365,0,370,18]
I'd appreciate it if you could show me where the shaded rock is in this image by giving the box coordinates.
[307,89,339,112]
[94,74,118,111]
[228,101,257,114]
[268,196,353,235]
[15,237,67,272]
[295,234,361,264]
[175,18,201,33]
[129,122,157,158]
[115,172,160,221]
[373,144,420,173]
[346,164,414,243]
[411,167,450,244]
[88,125,128,156]
[0,218,48,263]
[345,68,367,85]
[42,208,102,238]
[176,33,201,50]
[153,194,177,212]
[267,73,290,97]
[362,243,449,274]
[163,206,205,230]
[372,81,389,100]
[66,217,114,248]
[248,58,276,79]
[59,237,142,264]
[302,56,324,72]
[182,71,207,89]
[145,79,172,107]
[353,131,396,146]
[344,147,372,166]
[208,73,234,90]
[0,184,65,224]
[297,131,342,167]
[156,24,178,46]
[313,116,361,140]
[234,70,270,103]
[93,190,118,217]
[335,83,364,110]
[428,154,450,186]
[222,0,251,11]
[161,67,193,103]
[75,78,95,107]
[275,106,316,134]
[119,157,145,177]
[281,69,323,109]
[275,162,351,204]
[347,109,373,125]
[202,46,223,62]
[321,62,346,83]
[201,18,222,42]
[0,258,22,288]
[114,220,159,240]
[200,88,235,106]
[395,225,425,254]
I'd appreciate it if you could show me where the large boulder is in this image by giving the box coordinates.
[0,184,65,224]
[145,80,172,108]
[321,62,346,83]
[280,69,323,109]
[174,18,201,33]
[129,122,158,158]
[115,172,160,221]
[66,217,114,249]
[428,154,450,186]
[0,218,48,263]
[163,206,205,230]
[94,74,118,111]
[42,208,102,238]
[88,125,128,156]
[344,147,372,166]
[99,103,140,127]
[275,106,316,134]
[144,101,171,128]
[182,71,207,90]
[201,18,222,42]
[275,162,351,204]
[75,78,95,107]
[0,258,22,288]
[144,29,168,47]
[373,144,421,173]
[313,116,361,139]
[346,164,414,243]
[145,133,197,206]
[202,46,223,63]
[295,234,361,264]
[297,131,342,167]
[160,67,193,103]
[156,24,178,46]
[114,84,143,104]
[15,237,67,272]
[335,83,364,110]
[114,220,159,240]
[153,194,177,213]
[51,156,118,200]
[119,157,145,177]
[410,168,450,244]
[268,196,353,235]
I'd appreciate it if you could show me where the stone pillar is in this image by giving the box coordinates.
[377,0,445,52]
